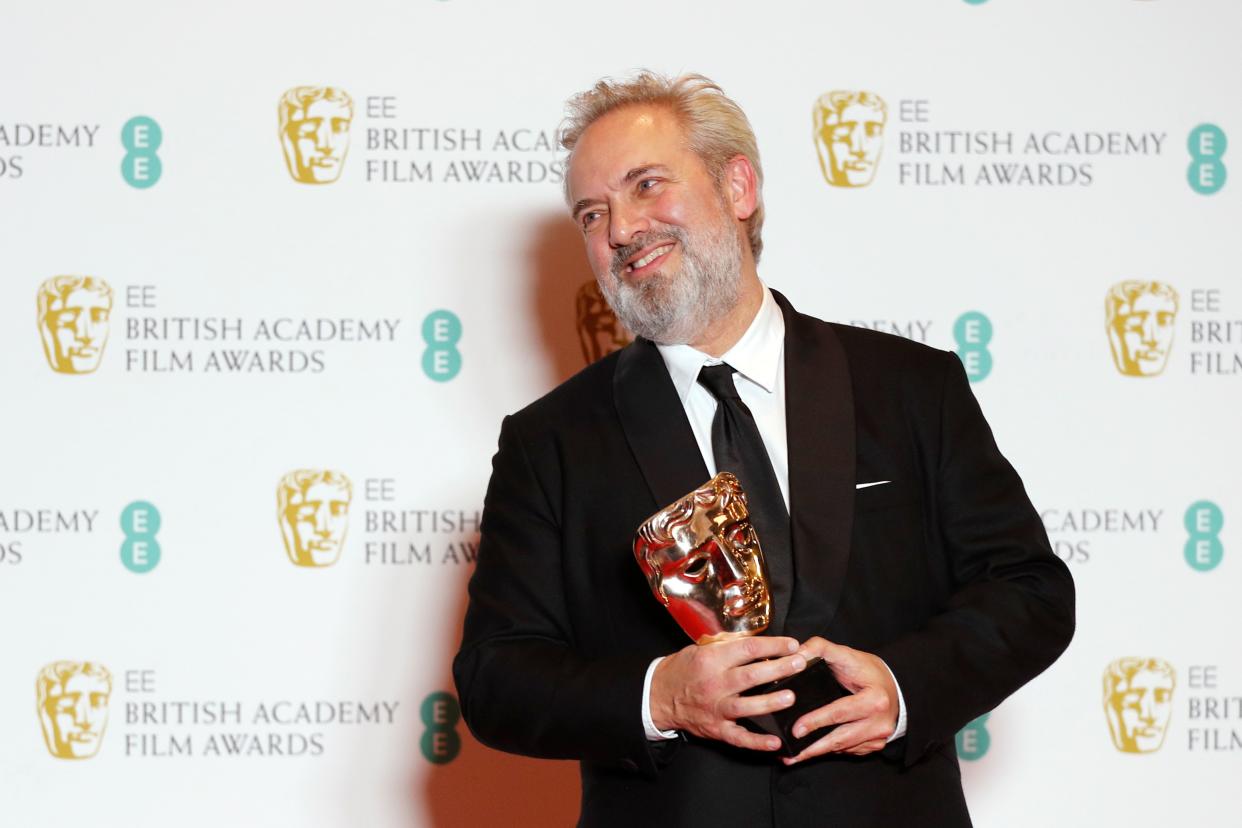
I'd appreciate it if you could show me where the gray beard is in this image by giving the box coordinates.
[598,218,743,346]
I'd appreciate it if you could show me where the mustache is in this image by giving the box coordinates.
[611,229,683,278]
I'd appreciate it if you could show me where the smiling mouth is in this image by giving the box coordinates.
[626,243,674,274]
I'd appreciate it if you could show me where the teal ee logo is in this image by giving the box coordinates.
[955,713,991,760]
[420,691,461,764]
[121,116,162,189]
[422,310,462,382]
[1187,124,1226,195]
[963,0,989,5]
[954,311,993,383]
[120,501,161,573]
[1184,500,1223,571]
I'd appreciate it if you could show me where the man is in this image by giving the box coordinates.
[37,275,113,374]
[277,469,353,567]
[36,661,113,759]
[278,86,353,184]
[454,72,1074,826]
[1105,280,1179,377]
[1103,657,1175,753]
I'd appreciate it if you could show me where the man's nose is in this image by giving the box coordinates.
[314,506,332,535]
[73,697,91,726]
[609,202,649,250]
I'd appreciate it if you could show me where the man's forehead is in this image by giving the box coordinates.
[568,105,690,199]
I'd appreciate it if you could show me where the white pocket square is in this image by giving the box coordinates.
[855,481,892,490]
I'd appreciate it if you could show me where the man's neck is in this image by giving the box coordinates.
[690,270,765,358]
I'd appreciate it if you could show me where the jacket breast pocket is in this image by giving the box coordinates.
[853,481,917,515]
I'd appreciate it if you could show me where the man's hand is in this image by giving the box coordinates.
[650,636,807,752]
[783,637,898,765]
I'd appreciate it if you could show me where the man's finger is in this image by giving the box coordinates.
[722,688,796,720]
[845,739,888,756]
[792,694,869,738]
[781,728,837,765]
[731,653,806,693]
[719,721,783,752]
[719,636,800,666]
[797,637,855,666]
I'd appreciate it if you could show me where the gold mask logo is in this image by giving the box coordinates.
[36,661,112,759]
[1103,657,1175,754]
[575,280,632,364]
[278,86,354,184]
[37,276,113,374]
[813,91,888,188]
[1106,281,1179,377]
[278,469,353,567]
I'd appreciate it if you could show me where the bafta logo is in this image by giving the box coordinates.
[37,276,113,374]
[278,86,354,184]
[575,280,632,364]
[1103,657,1175,754]
[1106,281,1179,377]
[813,91,888,188]
[36,661,112,759]
[277,469,353,567]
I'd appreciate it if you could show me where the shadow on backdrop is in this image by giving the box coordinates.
[524,211,632,388]
[415,210,637,826]
[416,545,581,828]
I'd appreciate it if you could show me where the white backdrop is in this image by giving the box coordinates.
[2,1,1238,826]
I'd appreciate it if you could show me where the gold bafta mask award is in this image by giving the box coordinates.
[635,473,846,756]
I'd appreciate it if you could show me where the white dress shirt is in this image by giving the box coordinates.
[639,285,908,744]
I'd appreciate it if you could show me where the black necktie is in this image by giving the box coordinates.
[697,363,793,629]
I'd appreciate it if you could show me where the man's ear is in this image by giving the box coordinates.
[722,154,758,221]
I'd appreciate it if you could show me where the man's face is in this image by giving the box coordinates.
[285,481,351,566]
[1108,669,1174,752]
[567,105,745,345]
[1110,291,1177,376]
[816,101,886,187]
[42,672,110,758]
[42,287,111,373]
[641,488,771,643]
[284,98,352,183]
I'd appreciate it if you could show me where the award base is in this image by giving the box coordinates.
[739,657,849,758]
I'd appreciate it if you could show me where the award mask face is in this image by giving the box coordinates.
[635,473,771,643]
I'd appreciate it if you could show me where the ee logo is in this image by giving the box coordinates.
[120,501,162,573]
[1187,124,1226,195]
[121,116,162,189]
[954,311,993,383]
[1184,500,1223,572]
[956,712,991,760]
[420,691,461,764]
[422,310,462,382]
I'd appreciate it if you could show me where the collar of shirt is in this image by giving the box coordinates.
[655,284,785,402]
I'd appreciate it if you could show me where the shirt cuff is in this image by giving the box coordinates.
[642,656,679,741]
[880,658,908,742]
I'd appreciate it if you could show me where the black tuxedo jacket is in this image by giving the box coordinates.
[454,292,1075,827]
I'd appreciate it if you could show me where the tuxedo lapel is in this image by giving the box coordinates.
[614,339,712,517]
[772,290,857,637]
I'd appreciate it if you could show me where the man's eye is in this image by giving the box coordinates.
[581,212,600,229]
[638,178,660,192]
